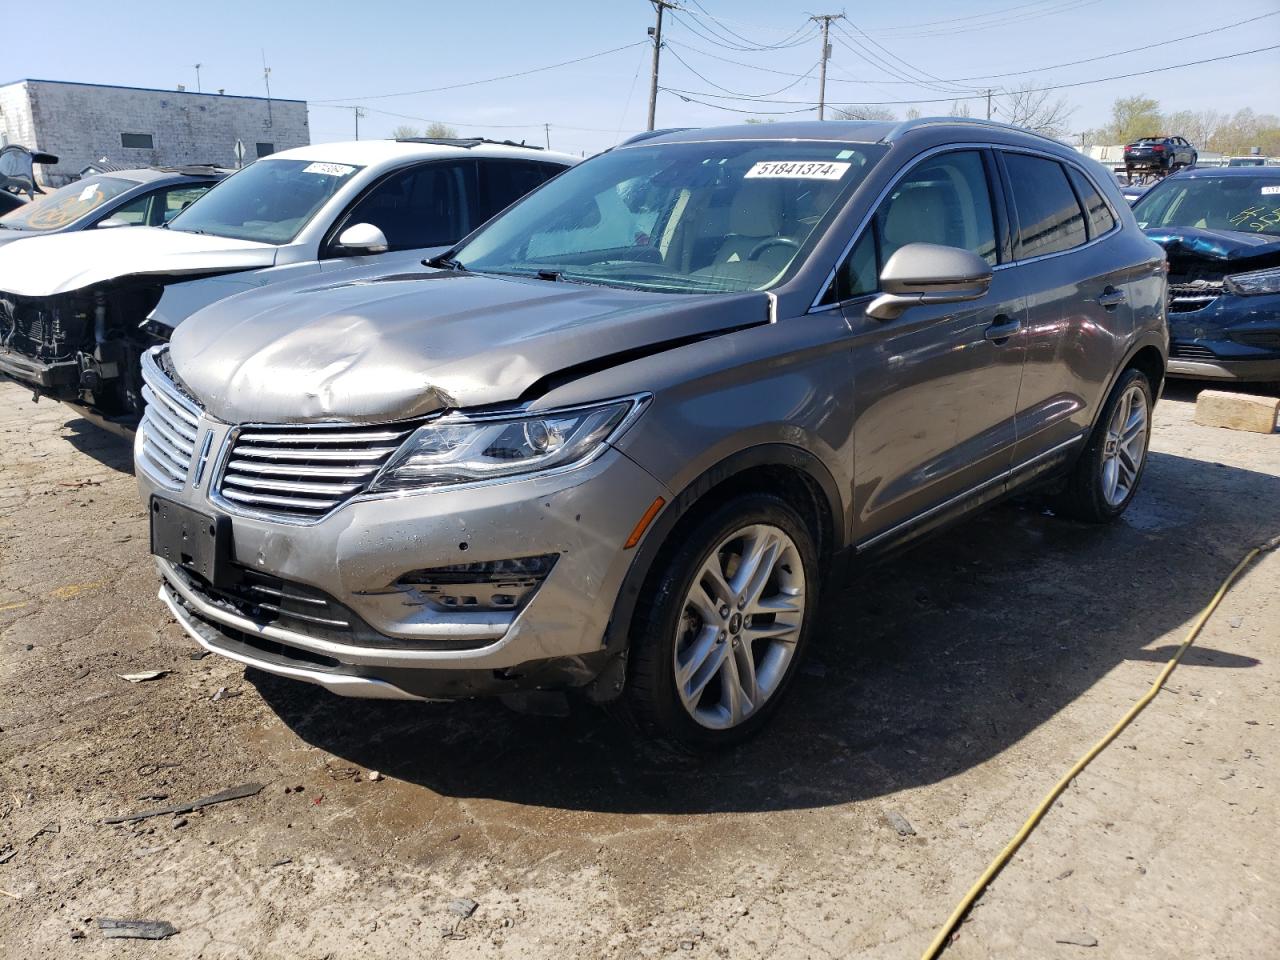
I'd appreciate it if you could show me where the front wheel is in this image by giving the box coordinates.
[623,493,819,751]
[1052,368,1153,522]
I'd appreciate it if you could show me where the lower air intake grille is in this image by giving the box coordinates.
[215,421,415,520]
[1169,342,1218,361]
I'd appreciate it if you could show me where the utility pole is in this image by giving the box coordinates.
[985,89,994,121]
[193,63,203,93]
[544,122,551,150]
[351,106,366,140]
[261,50,274,128]
[811,14,844,121]
[646,0,676,131]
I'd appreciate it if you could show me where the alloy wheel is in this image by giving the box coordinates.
[673,523,806,730]
[1101,383,1149,507]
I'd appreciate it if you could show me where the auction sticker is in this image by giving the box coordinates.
[302,162,356,177]
[746,160,849,180]
[1262,185,1280,195]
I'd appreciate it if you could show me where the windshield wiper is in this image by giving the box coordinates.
[423,252,465,270]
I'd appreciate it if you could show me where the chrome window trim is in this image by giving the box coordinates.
[809,142,1124,313]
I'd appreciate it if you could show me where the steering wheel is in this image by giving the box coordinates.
[747,237,800,261]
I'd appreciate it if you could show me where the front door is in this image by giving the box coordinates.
[835,149,1028,549]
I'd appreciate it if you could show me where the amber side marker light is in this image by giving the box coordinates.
[624,497,666,549]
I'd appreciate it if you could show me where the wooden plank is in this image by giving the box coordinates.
[1194,390,1279,434]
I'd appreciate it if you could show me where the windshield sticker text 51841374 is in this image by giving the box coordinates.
[746,161,850,180]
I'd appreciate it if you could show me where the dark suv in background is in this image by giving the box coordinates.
[1124,136,1197,178]
[136,119,1168,749]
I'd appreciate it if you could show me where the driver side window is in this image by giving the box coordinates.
[828,150,997,304]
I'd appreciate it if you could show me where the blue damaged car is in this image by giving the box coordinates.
[1133,167,1280,383]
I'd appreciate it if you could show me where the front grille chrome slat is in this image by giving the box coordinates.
[216,420,414,521]
[137,349,203,489]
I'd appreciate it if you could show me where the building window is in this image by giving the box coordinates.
[121,133,154,149]
[255,142,275,158]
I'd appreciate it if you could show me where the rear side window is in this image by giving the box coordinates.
[1065,167,1115,239]
[1004,153,1087,257]
[477,160,562,223]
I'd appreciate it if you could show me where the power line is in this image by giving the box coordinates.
[684,0,816,51]
[870,0,1106,38]
[313,41,647,103]
[660,41,1280,108]
[837,18,980,94]
[665,43,818,99]
[666,11,1278,86]
[670,10,816,53]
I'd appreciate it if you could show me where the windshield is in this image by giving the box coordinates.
[168,159,362,244]
[452,140,886,294]
[1134,176,1280,236]
[0,176,135,231]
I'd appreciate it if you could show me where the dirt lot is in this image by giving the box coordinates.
[1,379,1276,959]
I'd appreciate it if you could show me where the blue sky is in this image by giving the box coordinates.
[8,0,1279,155]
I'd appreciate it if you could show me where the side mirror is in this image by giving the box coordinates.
[336,222,389,254]
[867,242,993,321]
[97,217,133,229]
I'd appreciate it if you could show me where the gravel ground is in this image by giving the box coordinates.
[0,379,1276,959]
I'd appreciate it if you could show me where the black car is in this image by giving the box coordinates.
[1133,167,1280,383]
[1124,136,1197,177]
[0,165,227,248]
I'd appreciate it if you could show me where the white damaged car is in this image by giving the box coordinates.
[0,138,573,431]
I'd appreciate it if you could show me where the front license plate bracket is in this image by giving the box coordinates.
[150,497,234,587]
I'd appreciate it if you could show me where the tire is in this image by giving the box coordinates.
[623,492,819,751]
[1052,367,1153,523]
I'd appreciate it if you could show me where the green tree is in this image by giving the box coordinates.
[1106,95,1162,144]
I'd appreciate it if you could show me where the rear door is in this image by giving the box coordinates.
[998,151,1129,473]
[834,148,1029,548]
[475,159,564,226]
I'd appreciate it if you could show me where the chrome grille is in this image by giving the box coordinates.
[138,348,202,489]
[1168,281,1222,314]
[215,422,414,520]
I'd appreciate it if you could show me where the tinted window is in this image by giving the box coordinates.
[478,160,561,223]
[876,150,997,266]
[338,161,471,251]
[107,193,152,225]
[1004,153,1087,257]
[834,229,878,301]
[1066,167,1116,238]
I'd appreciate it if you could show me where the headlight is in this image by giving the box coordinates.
[1225,266,1280,297]
[367,397,645,492]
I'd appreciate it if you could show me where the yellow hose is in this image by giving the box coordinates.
[920,534,1280,960]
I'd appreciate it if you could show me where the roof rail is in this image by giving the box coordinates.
[618,127,694,147]
[393,137,543,151]
[881,116,1065,147]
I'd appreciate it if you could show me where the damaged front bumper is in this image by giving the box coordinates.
[0,344,79,390]
[138,424,668,702]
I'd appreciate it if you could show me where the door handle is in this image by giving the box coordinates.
[983,315,1022,343]
[1097,287,1128,309]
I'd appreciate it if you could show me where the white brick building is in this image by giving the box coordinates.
[0,79,310,184]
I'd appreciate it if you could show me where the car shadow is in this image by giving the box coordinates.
[60,416,135,475]
[243,449,1278,814]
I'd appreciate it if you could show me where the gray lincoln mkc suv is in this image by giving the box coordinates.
[136,119,1167,749]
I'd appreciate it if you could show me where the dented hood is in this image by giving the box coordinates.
[0,225,277,297]
[169,268,769,424]
[1144,226,1280,262]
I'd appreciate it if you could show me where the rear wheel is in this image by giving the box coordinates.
[1052,368,1153,522]
[624,493,818,751]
